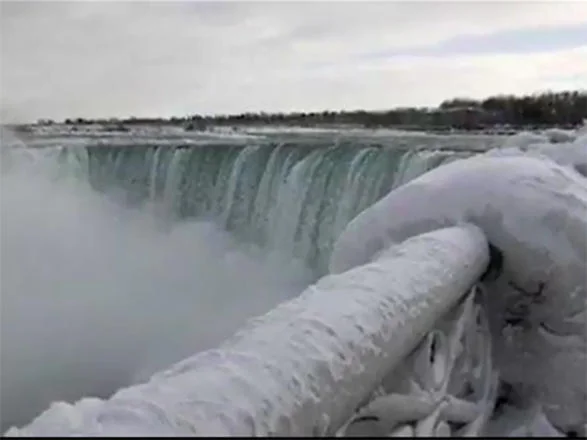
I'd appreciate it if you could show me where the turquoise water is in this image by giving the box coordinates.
[79,139,474,275]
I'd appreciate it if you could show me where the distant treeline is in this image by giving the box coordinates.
[37,90,586,131]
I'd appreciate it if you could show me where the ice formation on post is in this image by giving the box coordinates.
[338,285,499,437]
[330,136,587,434]
[5,226,489,437]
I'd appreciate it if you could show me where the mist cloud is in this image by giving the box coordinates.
[0,146,310,430]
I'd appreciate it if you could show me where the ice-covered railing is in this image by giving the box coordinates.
[6,131,587,437]
[330,131,587,437]
[6,226,491,437]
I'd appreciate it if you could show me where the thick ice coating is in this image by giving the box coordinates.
[5,226,489,437]
[330,153,587,433]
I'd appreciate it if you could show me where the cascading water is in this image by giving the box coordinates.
[81,141,469,276]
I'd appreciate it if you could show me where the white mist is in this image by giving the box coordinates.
[0,145,310,430]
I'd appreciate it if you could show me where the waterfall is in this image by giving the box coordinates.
[79,142,469,276]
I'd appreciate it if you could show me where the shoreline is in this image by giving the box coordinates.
[6,121,577,138]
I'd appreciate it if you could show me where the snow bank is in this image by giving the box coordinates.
[500,129,577,147]
[330,152,587,433]
[501,131,550,149]
[542,128,577,144]
[6,226,489,437]
[486,131,587,177]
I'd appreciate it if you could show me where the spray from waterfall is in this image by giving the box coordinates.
[0,134,311,431]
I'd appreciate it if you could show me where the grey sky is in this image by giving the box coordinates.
[1,1,587,123]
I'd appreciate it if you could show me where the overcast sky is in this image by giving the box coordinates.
[1,1,587,123]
